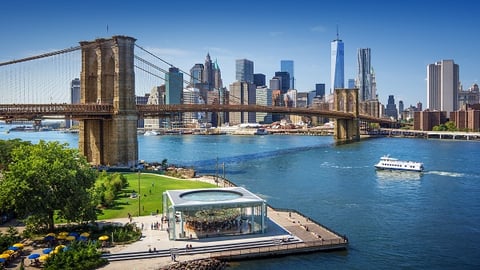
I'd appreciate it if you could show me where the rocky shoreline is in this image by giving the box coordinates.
[158,258,228,270]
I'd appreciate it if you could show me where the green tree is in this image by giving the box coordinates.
[445,121,457,131]
[95,172,128,208]
[0,140,97,231]
[0,139,31,171]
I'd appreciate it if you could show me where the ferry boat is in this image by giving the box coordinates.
[374,155,424,172]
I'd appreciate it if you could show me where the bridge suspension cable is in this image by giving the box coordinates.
[0,46,81,67]
[134,44,205,88]
[0,47,81,104]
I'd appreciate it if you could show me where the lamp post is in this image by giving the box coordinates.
[138,170,141,217]
[215,157,219,186]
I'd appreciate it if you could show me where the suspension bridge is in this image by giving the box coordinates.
[0,35,390,166]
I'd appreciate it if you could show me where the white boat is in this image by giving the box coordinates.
[144,130,159,136]
[254,128,269,135]
[374,155,424,172]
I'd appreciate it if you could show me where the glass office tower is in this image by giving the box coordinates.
[281,60,294,90]
[331,32,344,92]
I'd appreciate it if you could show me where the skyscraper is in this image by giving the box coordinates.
[274,71,290,94]
[70,78,80,104]
[190,63,204,86]
[385,95,398,120]
[348,79,355,89]
[315,83,325,98]
[357,48,373,101]
[427,60,459,114]
[212,60,223,89]
[165,67,183,105]
[280,60,294,90]
[203,53,214,90]
[331,29,344,92]
[229,81,256,124]
[236,59,254,83]
[67,78,81,128]
[253,73,266,87]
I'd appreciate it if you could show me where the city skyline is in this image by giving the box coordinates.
[1,0,479,107]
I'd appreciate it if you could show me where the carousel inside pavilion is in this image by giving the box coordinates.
[162,187,267,240]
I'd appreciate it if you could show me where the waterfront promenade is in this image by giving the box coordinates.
[1,176,347,270]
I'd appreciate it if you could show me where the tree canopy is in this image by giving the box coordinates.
[0,139,31,171]
[0,140,97,231]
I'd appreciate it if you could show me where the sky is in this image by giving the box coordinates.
[1,0,479,107]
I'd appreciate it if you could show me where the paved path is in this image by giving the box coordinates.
[1,175,347,269]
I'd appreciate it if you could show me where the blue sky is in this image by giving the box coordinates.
[1,0,479,107]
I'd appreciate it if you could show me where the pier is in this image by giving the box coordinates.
[99,176,348,269]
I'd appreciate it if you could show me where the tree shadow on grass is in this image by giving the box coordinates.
[109,201,130,211]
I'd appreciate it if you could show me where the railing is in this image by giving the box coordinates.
[0,103,390,124]
[0,104,113,119]
[272,207,348,243]
[138,104,355,119]
[210,238,347,260]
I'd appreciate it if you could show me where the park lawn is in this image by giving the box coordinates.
[97,173,216,220]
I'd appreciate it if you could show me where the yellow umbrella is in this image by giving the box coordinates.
[39,255,49,262]
[55,245,66,251]
[56,235,66,240]
[0,254,10,259]
[13,243,24,249]
[80,232,90,237]
[66,236,76,241]
[59,231,69,236]
[2,250,14,255]
[98,235,109,241]
[46,232,56,237]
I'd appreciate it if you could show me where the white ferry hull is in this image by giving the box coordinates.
[374,155,424,172]
[374,165,423,172]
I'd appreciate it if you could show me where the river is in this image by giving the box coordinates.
[1,126,479,269]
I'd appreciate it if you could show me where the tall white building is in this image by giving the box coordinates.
[183,87,205,125]
[427,60,459,114]
[331,30,344,93]
[255,86,272,124]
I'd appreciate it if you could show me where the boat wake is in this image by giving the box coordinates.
[181,144,331,169]
[376,170,422,181]
[424,171,465,178]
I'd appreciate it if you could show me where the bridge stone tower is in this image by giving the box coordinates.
[334,88,360,143]
[79,36,138,167]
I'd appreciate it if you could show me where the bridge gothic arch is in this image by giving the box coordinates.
[334,88,360,143]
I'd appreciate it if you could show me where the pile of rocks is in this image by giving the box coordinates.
[159,258,227,270]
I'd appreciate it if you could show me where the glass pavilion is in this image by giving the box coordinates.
[162,187,267,240]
